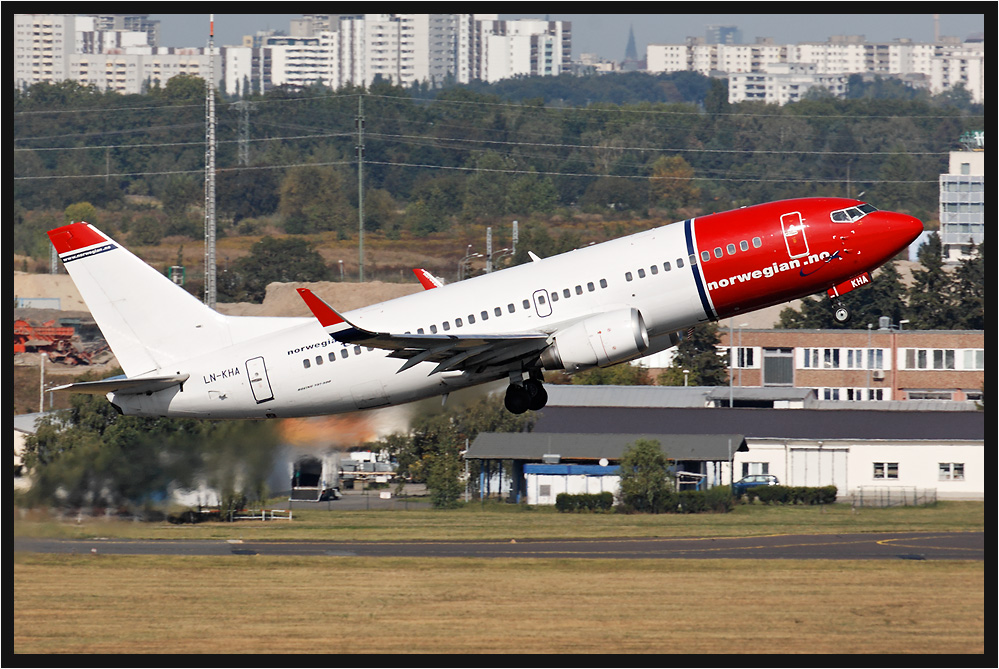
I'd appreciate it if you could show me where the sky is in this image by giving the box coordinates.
[153,13,985,61]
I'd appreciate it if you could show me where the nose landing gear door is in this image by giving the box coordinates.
[246,356,274,403]
[780,211,810,259]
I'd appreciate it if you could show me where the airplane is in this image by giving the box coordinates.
[48,197,922,417]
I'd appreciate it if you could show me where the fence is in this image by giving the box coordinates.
[231,509,293,521]
[851,486,937,508]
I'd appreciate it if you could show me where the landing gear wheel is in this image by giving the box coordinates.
[833,303,851,324]
[504,380,548,414]
[504,384,530,415]
[524,379,548,411]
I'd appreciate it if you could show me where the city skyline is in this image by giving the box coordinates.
[152,13,985,60]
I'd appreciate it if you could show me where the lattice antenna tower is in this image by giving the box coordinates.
[203,14,218,308]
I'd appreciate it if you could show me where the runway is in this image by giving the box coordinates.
[15,531,984,560]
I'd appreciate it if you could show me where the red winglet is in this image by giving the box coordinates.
[47,222,108,255]
[412,268,443,290]
[296,288,345,328]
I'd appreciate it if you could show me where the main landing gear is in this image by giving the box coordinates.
[505,374,548,414]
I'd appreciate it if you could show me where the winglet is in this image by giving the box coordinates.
[412,268,445,290]
[296,288,373,343]
[296,288,344,327]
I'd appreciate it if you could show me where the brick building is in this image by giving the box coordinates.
[716,328,983,403]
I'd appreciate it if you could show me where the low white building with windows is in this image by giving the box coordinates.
[467,385,984,503]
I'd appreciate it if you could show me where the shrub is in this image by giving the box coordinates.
[751,485,839,505]
[555,492,614,513]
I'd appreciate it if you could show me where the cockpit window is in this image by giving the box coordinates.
[830,203,877,223]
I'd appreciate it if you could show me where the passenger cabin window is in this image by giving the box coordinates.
[752,237,762,248]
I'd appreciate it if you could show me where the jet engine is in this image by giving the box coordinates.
[540,308,650,373]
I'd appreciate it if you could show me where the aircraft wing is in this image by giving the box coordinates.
[297,288,550,374]
[52,373,191,395]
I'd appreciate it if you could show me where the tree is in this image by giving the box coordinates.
[425,448,464,509]
[462,152,513,221]
[579,177,646,213]
[617,439,672,513]
[649,155,700,213]
[279,165,354,235]
[22,389,279,511]
[64,202,97,225]
[377,395,535,506]
[907,233,955,329]
[217,167,280,224]
[507,169,559,215]
[658,323,728,386]
[950,241,984,330]
[571,363,651,386]
[218,236,330,303]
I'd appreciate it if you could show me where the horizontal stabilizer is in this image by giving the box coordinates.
[52,374,190,396]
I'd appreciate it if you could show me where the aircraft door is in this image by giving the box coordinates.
[532,289,553,318]
[245,356,274,403]
[780,212,810,259]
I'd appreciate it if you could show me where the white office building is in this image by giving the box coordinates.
[939,143,985,261]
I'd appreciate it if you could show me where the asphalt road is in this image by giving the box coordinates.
[14,531,984,561]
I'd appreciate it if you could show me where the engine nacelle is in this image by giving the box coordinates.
[540,308,650,373]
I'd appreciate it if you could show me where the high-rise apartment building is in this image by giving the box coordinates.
[15,13,571,95]
[647,34,984,105]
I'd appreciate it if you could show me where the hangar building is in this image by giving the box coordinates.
[464,386,984,504]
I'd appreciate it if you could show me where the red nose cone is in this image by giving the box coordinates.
[895,212,924,246]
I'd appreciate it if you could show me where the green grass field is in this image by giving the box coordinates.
[14,502,985,654]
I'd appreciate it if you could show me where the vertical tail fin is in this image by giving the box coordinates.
[48,222,233,376]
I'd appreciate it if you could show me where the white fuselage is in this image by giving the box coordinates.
[114,220,707,418]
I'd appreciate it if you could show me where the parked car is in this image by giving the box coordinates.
[732,474,779,495]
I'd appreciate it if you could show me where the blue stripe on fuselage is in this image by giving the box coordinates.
[684,218,716,321]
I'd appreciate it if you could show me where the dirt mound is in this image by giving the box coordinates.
[14,271,423,318]
[217,281,423,317]
[14,272,88,311]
